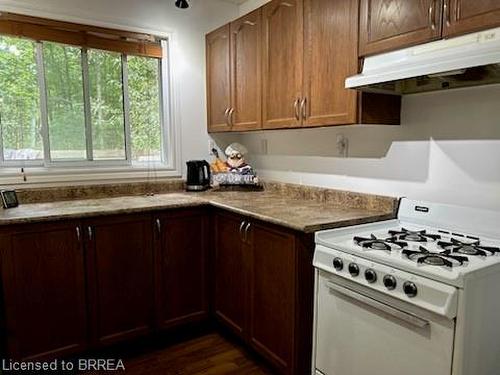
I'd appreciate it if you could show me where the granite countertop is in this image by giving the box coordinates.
[0,190,397,233]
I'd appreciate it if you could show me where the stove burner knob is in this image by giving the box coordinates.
[333,257,343,271]
[364,269,377,283]
[348,263,360,277]
[403,281,418,298]
[383,275,397,290]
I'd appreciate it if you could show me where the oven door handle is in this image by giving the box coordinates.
[326,281,430,329]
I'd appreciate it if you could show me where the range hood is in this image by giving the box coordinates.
[346,27,500,95]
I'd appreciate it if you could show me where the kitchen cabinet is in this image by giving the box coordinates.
[360,0,500,56]
[262,0,304,129]
[206,0,401,132]
[302,0,358,126]
[230,9,263,131]
[443,0,500,37]
[206,24,232,132]
[154,209,209,329]
[248,223,296,374]
[213,211,248,336]
[359,0,443,56]
[213,210,314,375]
[85,214,154,346]
[0,221,87,360]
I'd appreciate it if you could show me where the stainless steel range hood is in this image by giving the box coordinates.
[346,27,500,95]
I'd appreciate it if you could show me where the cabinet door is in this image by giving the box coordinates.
[302,0,358,127]
[206,24,231,132]
[262,0,304,129]
[86,214,153,346]
[230,9,262,131]
[155,209,208,329]
[359,0,443,56]
[0,222,87,360]
[249,223,296,374]
[443,0,500,37]
[213,212,247,337]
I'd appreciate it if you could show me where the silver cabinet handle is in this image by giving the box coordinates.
[76,226,81,242]
[155,218,161,234]
[87,226,93,241]
[326,281,429,328]
[224,107,231,126]
[229,108,235,126]
[300,97,307,120]
[244,222,251,242]
[444,0,451,27]
[428,0,436,30]
[294,98,300,121]
[239,221,246,241]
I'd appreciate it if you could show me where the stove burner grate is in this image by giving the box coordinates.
[354,234,408,251]
[403,246,468,267]
[438,238,500,256]
[389,228,441,243]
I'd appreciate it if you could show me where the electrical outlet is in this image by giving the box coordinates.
[208,139,215,155]
[336,134,348,157]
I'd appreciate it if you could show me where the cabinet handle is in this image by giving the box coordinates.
[155,218,161,234]
[87,226,93,241]
[76,226,81,242]
[239,221,246,241]
[444,0,451,27]
[294,98,300,121]
[300,97,307,120]
[224,107,230,126]
[428,1,436,30]
[229,108,235,126]
[244,222,251,242]
[243,20,256,26]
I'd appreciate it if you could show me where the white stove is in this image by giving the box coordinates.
[312,198,500,375]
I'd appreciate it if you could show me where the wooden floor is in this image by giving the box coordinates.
[108,333,275,374]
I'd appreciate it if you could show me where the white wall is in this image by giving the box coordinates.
[0,0,239,177]
[214,84,500,211]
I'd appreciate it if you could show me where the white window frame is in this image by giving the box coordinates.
[0,18,181,186]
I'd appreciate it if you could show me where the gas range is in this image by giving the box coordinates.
[315,220,500,288]
[313,198,500,375]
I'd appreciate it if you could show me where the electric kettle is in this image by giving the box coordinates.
[186,160,211,191]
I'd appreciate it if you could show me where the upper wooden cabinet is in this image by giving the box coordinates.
[359,0,443,56]
[230,9,263,131]
[360,0,500,56]
[206,25,231,132]
[206,0,401,133]
[262,0,304,129]
[303,0,358,126]
[443,0,500,37]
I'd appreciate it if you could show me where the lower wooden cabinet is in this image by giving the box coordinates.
[85,214,154,346]
[213,210,314,375]
[249,223,296,373]
[213,211,248,336]
[154,208,209,329]
[0,221,87,360]
[0,208,313,375]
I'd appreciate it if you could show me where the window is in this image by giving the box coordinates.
[0,13,171,172]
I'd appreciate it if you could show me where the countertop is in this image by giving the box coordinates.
[0,190,397,233]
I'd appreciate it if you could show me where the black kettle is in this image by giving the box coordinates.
[186,160,211,191]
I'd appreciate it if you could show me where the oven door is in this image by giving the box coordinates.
[314,272,455,375]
